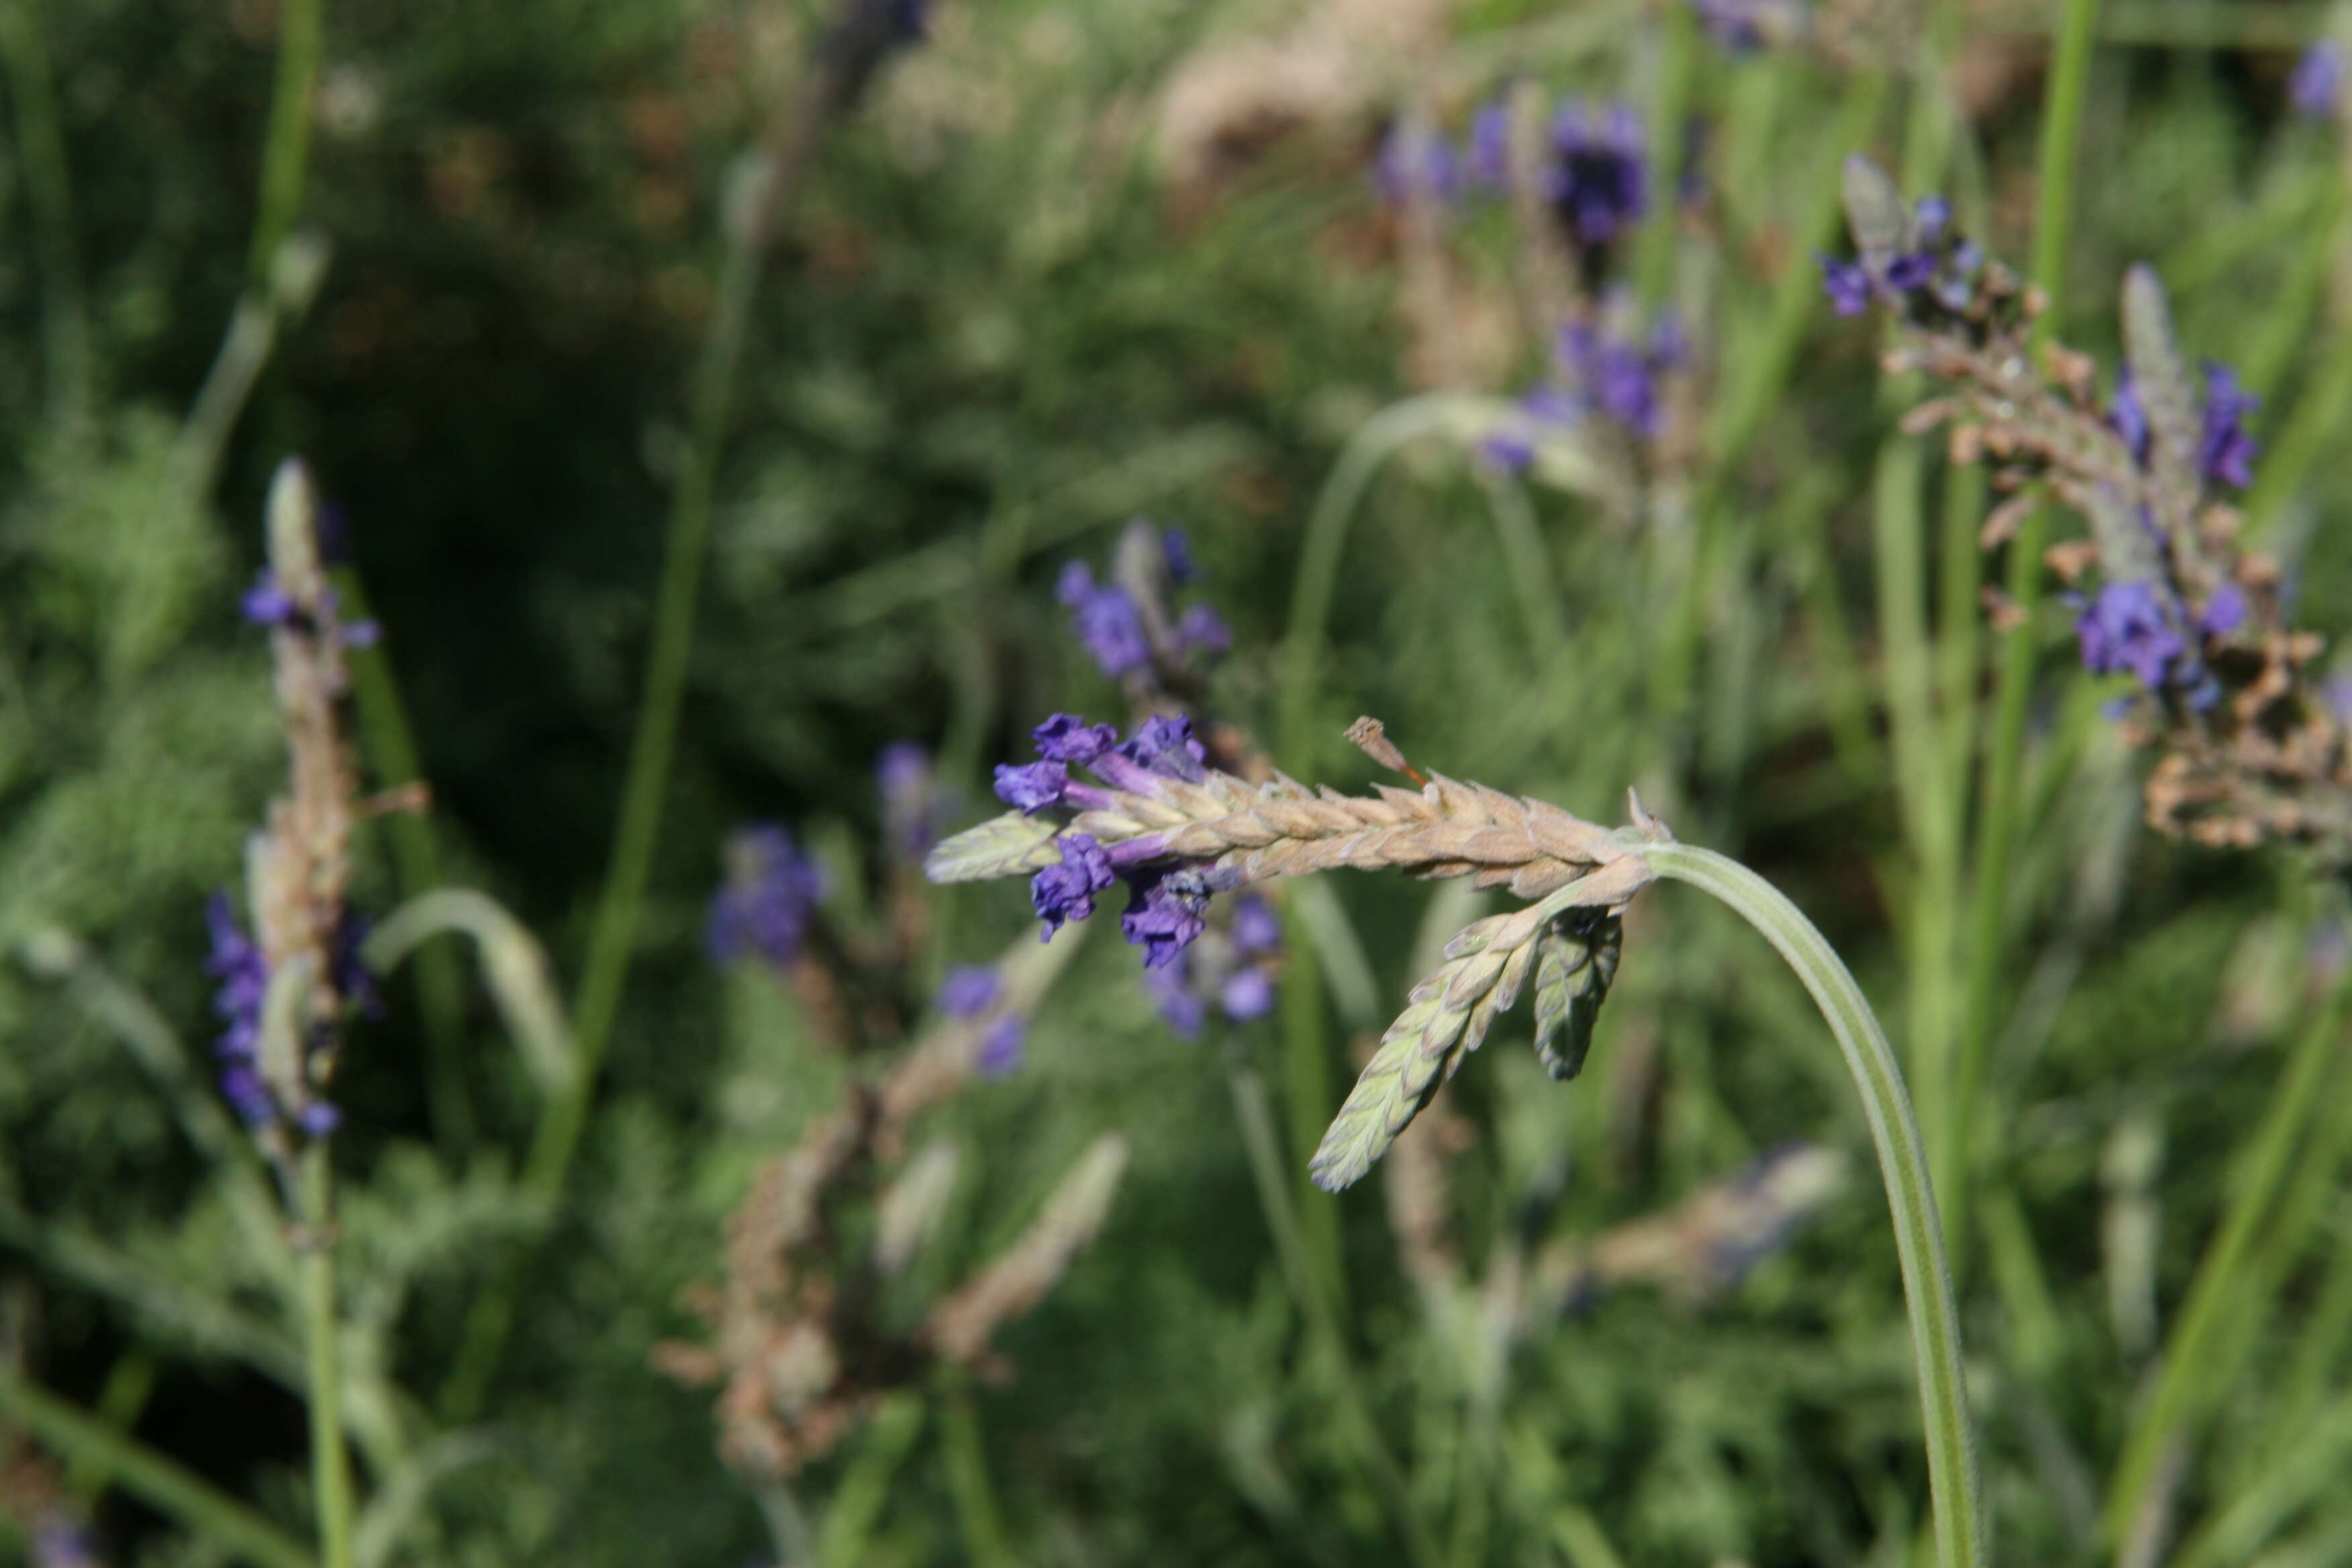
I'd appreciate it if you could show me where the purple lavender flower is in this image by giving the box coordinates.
[1175,603,1231,656]
[2199,364,2259,490]
[1161,526,1198,585]
[2202,583,2249,638]
[1375,121,1460,205]
[1463,101,1511,189]
[2077,581,2186,689]
[1817,254,1873,316]
[34,1512,101,1568]
[1230,894,1280,955]
[975,1014,1026,1075]
[707,826,828,968]
[218,1065,275,1128]
[204,893,371,1133]
[1057,562,1150,678]
[205,893,275,1127]
[2292,40,2345,119]
[1032,714,1118,765]
[993,760,1069,814]
[1116,714,1207,782]
[1547,103,1647,247]
[936,965,1001,1018]
[1220,967,1276,1021]
[240,571,299,627]
[1030,833,1114,937]
[1138,894,1280,1030]
[1559,317,1677,440]
[1122,870,1210,969]
[1692,0,1766,48]
[1143,962,1208,1037]
[1820,194,1961,315]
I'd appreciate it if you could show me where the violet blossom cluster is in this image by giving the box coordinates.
[1485,302,1684,470]
[1817,193,1987,324]
[1055,523,1228,688]
[1689,0,1806,50]
[240,569,380,650]
[203,891,377,1135]
[2292,40,2345,119]
[708,825,829,969]
[1834,156,2352,856]
[993,712,1230,969]
[935,964,1026,1075]
[1142,893,1281,1036]
[1379,96,1649,260]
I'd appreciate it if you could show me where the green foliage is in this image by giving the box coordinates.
[6,1,2352,1565]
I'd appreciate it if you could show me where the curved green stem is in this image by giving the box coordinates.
[1637,842,1987,1568]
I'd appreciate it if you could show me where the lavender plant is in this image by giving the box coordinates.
[928,714,1987,1568]
[1826,157,2352,856]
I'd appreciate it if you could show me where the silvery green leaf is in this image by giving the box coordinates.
[924,811,1063,883]
[1841,156,1908,271]
[2122,264,2200,517]
[364,889,577,1095]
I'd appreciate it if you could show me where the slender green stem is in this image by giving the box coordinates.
[298,1148,357,1568]
[0,0,92,424]
[1871,442,1962,1199]
[247,0,322,290]
[2244,270,2352,542]
[1271,390,1523,1310]
[752,1479,817,1568]
[812,1393,926,1567]
[444,105,824,1422]
[331,568,471,1150]
[169,0,330,512]
[2101,967,2352,1547]
[1275,394,1517,776]
[1659,72,1888,722]
[1636,842,1986,1568]
[0,1371,317,1568]
[1952,0,2102,1212]
[1227,1048,1438,1568]
[1632,0,1696,309]
[1277,924,1350,1319]
[63,1345,162,1508]
[938,1375,1016,1568]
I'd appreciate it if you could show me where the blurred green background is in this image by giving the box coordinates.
[5,0,2352,1563]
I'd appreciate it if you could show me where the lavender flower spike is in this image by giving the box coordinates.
[1547,101,1648,247]
[2292,40,2345,119]
[708,825,828,968]
[2076,581,2185,690]
[1057,562,1150,678]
